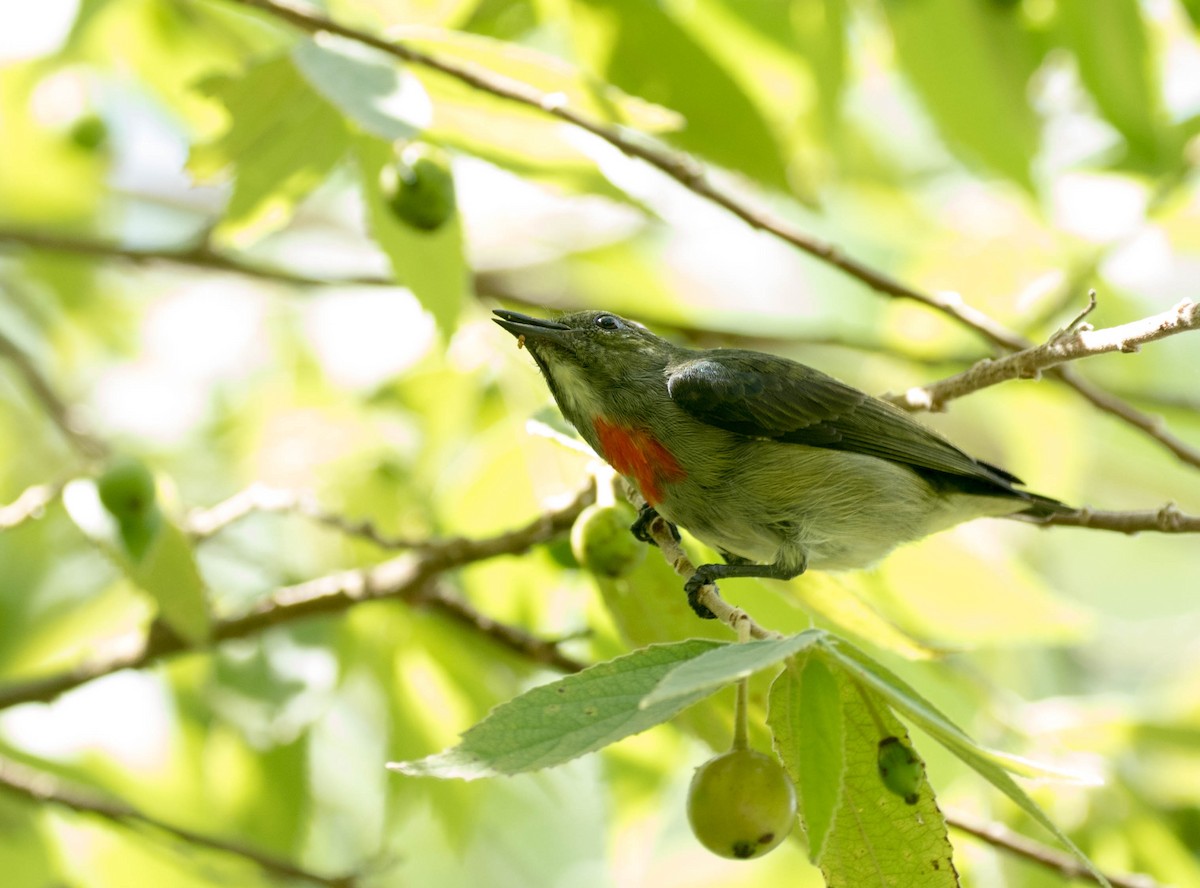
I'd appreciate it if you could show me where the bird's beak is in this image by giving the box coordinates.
[492,309,572,345]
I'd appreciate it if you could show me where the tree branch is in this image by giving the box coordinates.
[0,756,358,887]
[0,483,594,710]
[892,298,1200,411]
[0,327,108,460]
[619,486,779,641]
[1031,503,1200,533]
[946,809,1159,888]
[0,226,391,289]
[187,483,431,548]
[0,480,65,531]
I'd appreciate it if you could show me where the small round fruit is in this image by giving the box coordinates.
[69,114,109,152]
[381,143,456,232]
[687,748,797,860]
[570,503,645,578]
[877,736,923,805]
[97,458,157,519]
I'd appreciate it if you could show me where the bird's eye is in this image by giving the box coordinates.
[595,314,620,330]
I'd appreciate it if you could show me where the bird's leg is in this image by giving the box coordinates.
[630,503,681,546]
[683,558,808,620]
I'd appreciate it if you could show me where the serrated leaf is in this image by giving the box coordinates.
[353,135,467,336]
[814,662,957,886]
[190,55,350,247]
[388,639,722,779]
[767,652,843,862]
[292,33,431,141]
[819,637,1112,888]
[641,630,818,707]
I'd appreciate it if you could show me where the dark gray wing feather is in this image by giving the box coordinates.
[666,352,1026,491]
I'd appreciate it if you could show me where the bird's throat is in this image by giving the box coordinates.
[592,418,687,506]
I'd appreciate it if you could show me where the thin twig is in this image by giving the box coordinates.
[412,582,587,673]
[0,483,594,710]
[1031,503,1200,534]
[0,226,392,289]
[0,480,65,530]
[0,327,108,460]
[0,756,357,887]
[893,299,1200,412]
[187,483,429,548]
[620,485,779,641]
[946,810,1159,888]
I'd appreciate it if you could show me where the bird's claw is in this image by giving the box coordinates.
[630,503,680,546]
[684,569,719,620]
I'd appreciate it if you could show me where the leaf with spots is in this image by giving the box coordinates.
[388,639,722,779]
[768,649,958,886]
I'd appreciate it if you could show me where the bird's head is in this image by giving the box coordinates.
[493,309,675,421]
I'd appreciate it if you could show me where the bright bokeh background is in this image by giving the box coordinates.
[2,0,1199,886]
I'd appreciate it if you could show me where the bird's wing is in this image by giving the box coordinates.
[666,351,1024,489]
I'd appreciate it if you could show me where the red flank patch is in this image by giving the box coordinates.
[593,418,687,505]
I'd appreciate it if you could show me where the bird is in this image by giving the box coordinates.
[494,308,1067,617]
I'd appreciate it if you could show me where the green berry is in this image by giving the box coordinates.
[97,458,157,520]
[686,748,797,860]
[69,114,109,152]
[381,143,456,232]
[570,503,645,578]
[877,736,923,805]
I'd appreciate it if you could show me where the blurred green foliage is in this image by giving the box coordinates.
[2,0,1200,886]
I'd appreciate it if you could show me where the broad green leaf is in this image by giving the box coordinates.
[641,630,819,707]
[884,0,1041,187]
[1055,0,1168,166]
[791,572,937,661]
[569,0,791,189]
[393,25,682,132]
[190,55,351,247]
[819,637,1112,888]
[388,639,722,779]
[292,34,431,140]
[61,478,209,644]
[871,534,1091,647]
[396,23,678,179]
[772,653,957,885]
[130,521,211,646]
[353,135,467,336]
[767,652,843,862]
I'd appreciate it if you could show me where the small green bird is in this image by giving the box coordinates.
[495,309,1067,617]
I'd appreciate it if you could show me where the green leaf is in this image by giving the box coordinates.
[388,639,722,779]
[292,34,430,141]
[190,55,351,248]
[395,25,681,132]
[772,652,958,885]
[353,135,467,336]
[130,520,211,646]
[819,637,1112,888]
[767,652,843,862]
[640,630,819,707]
[884,0,1041,187]
[569,0,791,189]
[1055,0,1168,166]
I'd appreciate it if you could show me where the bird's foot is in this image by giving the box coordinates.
[630,503,680,547]
[684,566,720,620]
